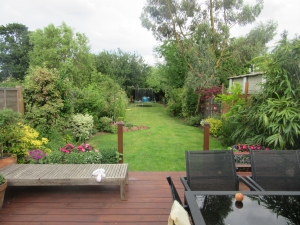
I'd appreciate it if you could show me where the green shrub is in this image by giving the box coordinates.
[109,124,118,134]
[186,115,203,126]
[124,122,134,128]
[181,87,198,118]
[0,108,22,156]
[101,148,120,164]
[203,117,222,137]
[98,117,114,132]
[69,113,94,141]
[166,100,182,117]
[0,108,50,163]
[166,88,183,117]
[23,66,66,129]
[10,123,51,163]
[0,174,5,185]
[218,117,240,146]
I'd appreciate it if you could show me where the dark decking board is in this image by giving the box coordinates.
[0,171,250,225]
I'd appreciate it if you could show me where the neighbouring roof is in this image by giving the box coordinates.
[228,72,263,79]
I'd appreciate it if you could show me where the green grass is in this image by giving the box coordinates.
[89,103,226,171]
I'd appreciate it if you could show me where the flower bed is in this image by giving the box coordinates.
[231,144,269,172]
[26,143,120,164]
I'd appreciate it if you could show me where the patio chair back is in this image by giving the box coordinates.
[166,176,184,206]
[251,150,300,191]
[185,150,238,191]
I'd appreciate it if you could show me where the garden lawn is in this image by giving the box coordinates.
[89,103,226,171]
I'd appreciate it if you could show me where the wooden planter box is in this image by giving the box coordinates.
[234,151,251,178]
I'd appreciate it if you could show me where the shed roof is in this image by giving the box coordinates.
[228,72,263,79]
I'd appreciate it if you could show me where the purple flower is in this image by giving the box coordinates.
[26,149,47,162]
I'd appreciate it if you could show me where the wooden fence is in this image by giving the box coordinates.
[0,86,24,115]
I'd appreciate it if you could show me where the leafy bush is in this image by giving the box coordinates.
[97,117,118,134]
[166,88,183,117]
[203,117,222,137]
[181,86,198,118]
[0,108,22,156]
[23,66,66,129]
[10,123,51,163]
[186,115,203,126]
[124,122,134,128]
[69,113,94,141]
[0,174,5,185]
[100,148,120,164]
[38,126,75,153]
[98,117,113,132]
[216,82,245,118]
[218,117,240,146]
[166,100,182,117]
[0,108,50,163]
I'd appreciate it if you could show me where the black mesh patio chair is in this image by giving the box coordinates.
[245,150,300,191]
[180,150,258,191]
[166,176,189,211]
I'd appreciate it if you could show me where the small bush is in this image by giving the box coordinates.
[69,114,94,141]
[218,117,239,146]
[98,117,113,132]
[186,115,202,126]
[124,122,134,128]
[203,117,222,137]
[101,148,120,164]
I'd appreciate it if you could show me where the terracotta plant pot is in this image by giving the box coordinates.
[0,180,7,210]
[0,154,17,169]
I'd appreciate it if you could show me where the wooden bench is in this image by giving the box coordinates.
[0,164,129,200]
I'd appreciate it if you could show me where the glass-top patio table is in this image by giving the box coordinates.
[185,191,300,225]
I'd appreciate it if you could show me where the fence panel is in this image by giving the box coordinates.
[0,86,24,114]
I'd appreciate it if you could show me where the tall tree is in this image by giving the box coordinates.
[217,20,277,84]
[95,49,151,89]
[29,22,96,87]
[141,0,276,118]
[0,23,32,81]
[141,0,265,82]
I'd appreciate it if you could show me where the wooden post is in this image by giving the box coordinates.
[244,82,249,103]
[203,122,210,150]
[117,122,124,163]
[16,85,24,115]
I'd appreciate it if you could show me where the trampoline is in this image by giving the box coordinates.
[134,88,156,107]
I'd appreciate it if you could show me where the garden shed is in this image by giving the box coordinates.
[228,72,265,94]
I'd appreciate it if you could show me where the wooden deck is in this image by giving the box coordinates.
[0,171,250,225]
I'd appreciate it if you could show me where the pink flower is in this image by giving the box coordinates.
[84,144,92,150]
[77,145,85,152]
[65,143,75,149]
[60,148,70,154]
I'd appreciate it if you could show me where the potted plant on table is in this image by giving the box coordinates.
[0,174,7,210]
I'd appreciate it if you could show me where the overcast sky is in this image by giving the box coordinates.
[1,0,300,66]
